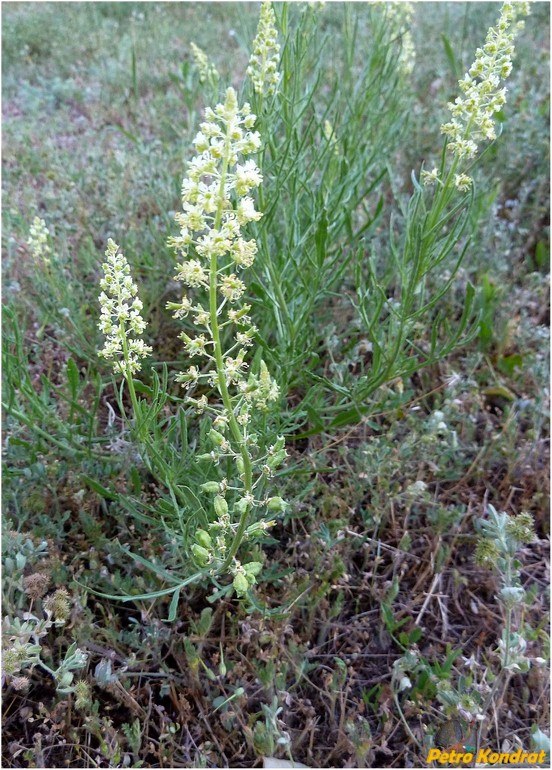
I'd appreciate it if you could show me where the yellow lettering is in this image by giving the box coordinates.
[440,751,450,764]
[520,753,529,763]
[489,752,500,763]
[499,753,510,763]
[538,751,547,763]
[463,753,473,764]
[509,748,522,763]
[477,749,491,763]
[528,753,538,763]
[427,749,441,762]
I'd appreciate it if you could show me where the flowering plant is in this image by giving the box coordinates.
[166,86,286,596]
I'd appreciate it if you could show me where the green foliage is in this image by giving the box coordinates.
[2,2,549,767]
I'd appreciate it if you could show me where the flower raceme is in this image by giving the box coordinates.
[27,216,51,265]
[167,86,286,596]
[247,1,280,96]
[422,1,530,191]
[190,42,219,88]
[98,239,152,376]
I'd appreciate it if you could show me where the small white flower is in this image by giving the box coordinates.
[98,240,151,376]
[247,2,280,96]
[190,42,219,86]
[27,216,51,264]
[440,2,529,162]
[421,167,439,186]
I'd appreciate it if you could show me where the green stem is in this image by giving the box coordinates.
[119,318,144,442]
[208,122,254,573]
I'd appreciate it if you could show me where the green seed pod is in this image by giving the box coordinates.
[236,456,245,475]
[209,430,226,447]
[273,436,285,452]
[232,304,251,320]
[200,481,220,494]
[196,529,213,549]
[233,572,249,597]
[243,561,263,577]
[214,495,228,517]
[266,496,286,512]
[191,544,210,566]
[267,449,287,469]
[235,497,249,514]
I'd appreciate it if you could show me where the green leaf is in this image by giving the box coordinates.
[119,547,183,585]
[66,358,79,400]
[315,208,328,267]
[132,379,154,397]
[535,240,548,270]
[168,587,180,622]
[497,354,523,377]
[81,475,119,501]
[130,466,142,496]
[441,33,459,79]
[77,571,203,602]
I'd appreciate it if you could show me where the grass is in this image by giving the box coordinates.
[2,2,550,768]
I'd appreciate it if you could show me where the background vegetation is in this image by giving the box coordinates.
[2,2,549,767]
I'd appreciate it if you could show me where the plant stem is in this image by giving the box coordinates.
[208,122,254,572]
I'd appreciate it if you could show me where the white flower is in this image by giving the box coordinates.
[190,42,219,86]
[235,160,264,196]
[247,2,280,96]
[27,216,51,264]
[421,167,439,186]
[98,240,152,376]
[441,2,530,161]
[454,173,473,192]
[175,259,208,287]
[236,197,262,225]
[220,274,246,302]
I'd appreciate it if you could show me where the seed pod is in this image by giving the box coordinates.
[214,495,228,517]
[235,497,249,514]
[267,449,287,469]
[196,529,213,549]
[191,544,210,566]
[200,481,220,494]
[243,561,263,577]
[266,496,286,512]
[233,572,249,597]
[209,430,226,447]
